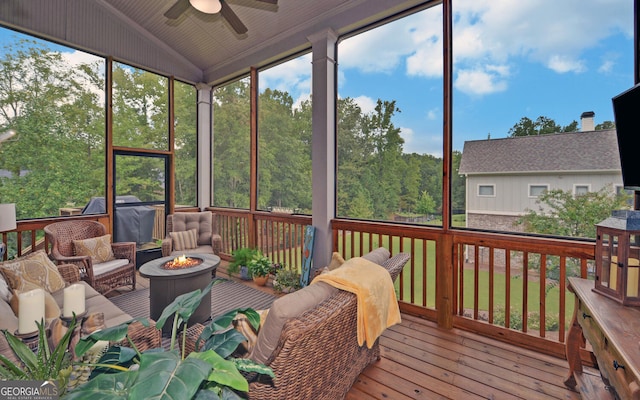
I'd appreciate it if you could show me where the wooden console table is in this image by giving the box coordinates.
[565,277,640,399]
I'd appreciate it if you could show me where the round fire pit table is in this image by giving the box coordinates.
[139,253,220,334]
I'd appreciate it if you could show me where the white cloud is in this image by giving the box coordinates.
[260,53,312,96]
[598,60,615,74]
[61,50,102,67]
[353,95,377,115]
[454,67,508,95]
[399,126,414,146]
[426,108,438,121]
[339,16,421,74]
[340,0,632,97]
[400,126,443,157]
[452,0,632,68]
[546,55,586,73]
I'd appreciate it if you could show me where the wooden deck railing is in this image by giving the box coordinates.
[6,209,597,359]
[2,214,110,261]
[450,230,595,357]
[212,210,596,358]
[210,208,312,271]
[330,219,596,359]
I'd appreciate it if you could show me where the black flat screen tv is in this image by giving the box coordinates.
[612,82,640,191]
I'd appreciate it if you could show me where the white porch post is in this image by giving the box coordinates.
[196,83,212,210]
[308,29,338,271]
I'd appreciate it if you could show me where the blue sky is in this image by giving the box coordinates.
[262,0,635,156]
[1,1,635,157]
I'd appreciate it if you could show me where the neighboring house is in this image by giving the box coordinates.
[458,113,623,233]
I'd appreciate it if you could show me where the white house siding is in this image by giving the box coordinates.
[466,171,622,219]
[465,171,622,265]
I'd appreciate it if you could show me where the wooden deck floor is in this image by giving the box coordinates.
[348,313,584,400]
[132,266,585,400]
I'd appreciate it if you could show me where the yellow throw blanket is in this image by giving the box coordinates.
[311,257,401,348]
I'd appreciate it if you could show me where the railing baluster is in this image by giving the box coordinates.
[522,251,529,333]
[489,246,494,324]
[540,254,547,338]
[505,250,511,330]
[559,256,567,343]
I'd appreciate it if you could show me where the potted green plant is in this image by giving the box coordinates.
[247,253,272,286]
[0,317,78,395]
[228,247,258,280]
[66,279,274,399]
[273,268,302,293]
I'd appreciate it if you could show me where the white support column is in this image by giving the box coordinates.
[308,29,338,271]
[196,83,212,210]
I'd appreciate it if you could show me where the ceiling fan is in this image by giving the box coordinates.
[164,0,278,35]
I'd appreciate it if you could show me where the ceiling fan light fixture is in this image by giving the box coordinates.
[189,0,222,14]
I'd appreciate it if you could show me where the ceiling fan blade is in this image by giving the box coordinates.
[164,0,190,19]
[255,0,278,4]
[220,1,248,34]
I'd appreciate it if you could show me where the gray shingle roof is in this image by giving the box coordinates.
[458,129,620,174]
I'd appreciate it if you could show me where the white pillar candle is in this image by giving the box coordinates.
[63,283,85,318]
[18,288,45,334]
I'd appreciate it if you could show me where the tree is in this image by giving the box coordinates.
[416,191,436,216]
[174,81,197,206]
[561,120,578,132]
[517,187,631,238]
[451,150,466,212]
[508,116,575,137]
[213,79,251,209]
[0,39,105,218]
[359,99,404,219]
[596,120,615,130]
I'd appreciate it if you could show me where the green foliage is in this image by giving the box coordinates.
[174,81,197,206]
[1,39,458,226]
[416,191,436,216]
[212,79,251,209]
[517,186,631,238]
[0,317,78,395]
[493,306,560,332]
[273,269,302,293]
[247,253,273,277]
[508,115,579,137]
[595,120,615,130]
[68,280,273,399]
[228,247,259,275]
[0,38,105,217]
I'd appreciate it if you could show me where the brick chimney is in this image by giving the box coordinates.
[580,111,595,131]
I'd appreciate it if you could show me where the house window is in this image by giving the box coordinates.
[574,185,590,196]
[529,185,549,197]
[478,185,495,197]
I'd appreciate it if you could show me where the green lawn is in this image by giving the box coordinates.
[338,232,575,331]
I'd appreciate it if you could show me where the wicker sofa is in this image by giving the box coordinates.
[187,249,410,400]
[0,260,160,363]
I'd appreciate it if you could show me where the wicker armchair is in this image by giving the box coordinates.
[161,212,222,257]
[184,252,410,399]
[44,220,136,296]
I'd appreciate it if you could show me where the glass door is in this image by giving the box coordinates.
[113,150,169,250]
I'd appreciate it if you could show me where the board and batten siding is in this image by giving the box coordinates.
[466,171,623,216]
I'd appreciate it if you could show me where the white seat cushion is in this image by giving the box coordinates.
[91,259,130,277]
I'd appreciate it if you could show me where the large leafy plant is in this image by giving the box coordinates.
[0,317,78,394]
[66,279,273,399]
